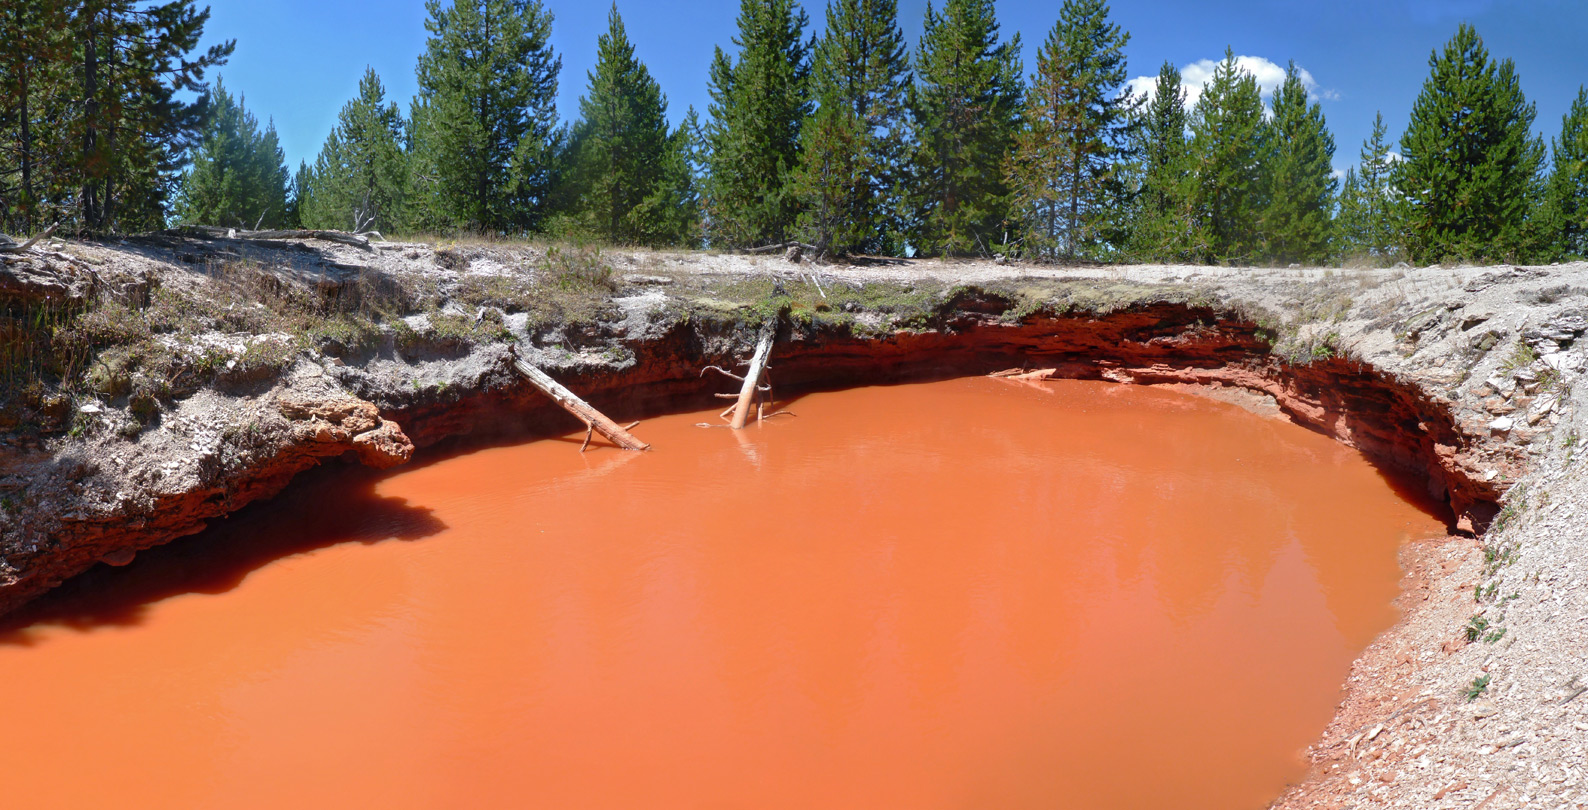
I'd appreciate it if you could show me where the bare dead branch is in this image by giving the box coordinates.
[17,222,60,251]
[700,365,747,382]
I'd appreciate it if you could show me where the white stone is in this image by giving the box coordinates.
[1490,416,1516,432]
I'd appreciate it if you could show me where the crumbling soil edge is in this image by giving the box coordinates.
[11,301,1505,616]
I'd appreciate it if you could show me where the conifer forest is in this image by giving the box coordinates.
[2,0,1586,266]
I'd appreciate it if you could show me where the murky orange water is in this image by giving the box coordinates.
[0,378,1445,810]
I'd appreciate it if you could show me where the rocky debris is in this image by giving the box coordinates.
[0,255,93,301]
[278,396,413,467]
[351,419,413,468]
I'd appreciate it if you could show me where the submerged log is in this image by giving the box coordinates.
[730,325,776,429]
[508,348,650,451]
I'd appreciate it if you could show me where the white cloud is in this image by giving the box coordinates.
[1126,56,1338,110]
[1124,74,1162,103]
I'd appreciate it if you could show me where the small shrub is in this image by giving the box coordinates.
[129,390,160,425]
[457,273,534,313]
[543,245,615,292]
[434,248,470,272]
[1499,341,1538,374]
[1464,674,1492,701]
[1464,615,1490,642]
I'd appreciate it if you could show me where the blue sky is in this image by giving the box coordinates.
[199,0,1588,177]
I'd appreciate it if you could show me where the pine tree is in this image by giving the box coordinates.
[72,1,234,232]
[907,0,1023,257]
[1335,166,1366,257]
[303,68,408,233]
[663,106,707,246]
[1349,112,1403,262]
[567,5,695,246]
[1545,87,1588,259]
[408,0,561,234]
[0,0,73,234]
[792,0,912,256]
[792,105,869,255]
[1188,48,1266,263]
[703,0,812,248]
[1004,0,1135,261]
[650,110,706,247]
[1261,62,1336,265]
[1396,24,1545,263]
[1123,61,1204,261]
[174,79,289,228]
[286,161,312,228]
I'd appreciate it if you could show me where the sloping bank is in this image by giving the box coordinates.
[2,236,1585,806]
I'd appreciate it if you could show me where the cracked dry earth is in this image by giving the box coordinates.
[4,234,1588,808]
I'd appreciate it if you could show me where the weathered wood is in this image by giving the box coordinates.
[744,241,819,254]
[15,222,58,252]
[173,225,373,251]
[251,229,372,249]
[508,349,650,451]
[730,325,775,429]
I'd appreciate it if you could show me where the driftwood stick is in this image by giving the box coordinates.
[714,382,770,397]
[701,365,747,382]
[623,421,641,430]
[18,222,59,251]
[579,422,594,453]
[508,348,650,451]
[803,269,827,299]
[730,325,775,429]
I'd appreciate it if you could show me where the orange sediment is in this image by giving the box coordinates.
[0,378,1446,809]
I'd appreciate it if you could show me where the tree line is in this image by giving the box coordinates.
[2,0,1585,265]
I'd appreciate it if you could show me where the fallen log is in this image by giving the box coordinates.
[744,241,819,255]
[508,347,650,451]
[173,225,374,251]
[730,325,775,429]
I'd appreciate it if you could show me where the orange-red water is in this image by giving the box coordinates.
[0,378,1445,810]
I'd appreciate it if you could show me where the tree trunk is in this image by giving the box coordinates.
[81,6,99,229]
[730,325,775,430]
[508,351,651,451]
[19,46,32,233]
[101,53,117,233]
